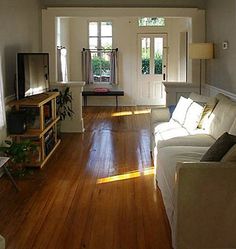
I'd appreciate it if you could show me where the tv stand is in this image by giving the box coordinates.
[9,92,60,168]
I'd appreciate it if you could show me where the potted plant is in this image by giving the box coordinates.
[55,87,74,134]
[57,87,74,120]
[0,139,37,176]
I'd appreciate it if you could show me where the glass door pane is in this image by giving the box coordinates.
[141,38,150,75]
[154,38,163,75]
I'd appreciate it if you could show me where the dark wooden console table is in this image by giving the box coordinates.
[82,85,124,107]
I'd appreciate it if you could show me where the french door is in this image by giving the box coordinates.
[137,34,168,105]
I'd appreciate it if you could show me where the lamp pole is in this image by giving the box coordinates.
[199,59,202,95]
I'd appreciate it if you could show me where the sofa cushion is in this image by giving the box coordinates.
[171,96,193,125]
[154,120,189,145]
[201,132,236,162]
[221,144,236,162]
[0,235,5,249]
[198,96,218,129]
[153,119,182,135]
[229,118,236,135]
[156,133,215,149]
[215,93,230,101]
[204,98,236,139]
[188,92,209,103]
[156,146,209,227]
[183,101,205,130]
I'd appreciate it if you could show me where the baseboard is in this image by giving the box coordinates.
[204,84,236,101]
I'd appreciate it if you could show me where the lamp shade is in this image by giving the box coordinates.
[189,43,214,59]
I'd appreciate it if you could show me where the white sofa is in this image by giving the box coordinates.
[0,235,5,249]
[151,93,236,249]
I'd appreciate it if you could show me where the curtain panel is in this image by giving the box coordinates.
[82,50,93,84]
[110,50,118,85]
[57,47,68,82]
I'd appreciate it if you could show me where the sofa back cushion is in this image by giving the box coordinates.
[204,98,236,139]
[198,96,218,129]
[201,132,236,162]
[171,96,193,125]
[221,144,236,162]
[188,92,209,103]
[183,102,204,130]
[229,118,236,135]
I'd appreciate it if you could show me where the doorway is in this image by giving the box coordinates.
[137,34,168,105]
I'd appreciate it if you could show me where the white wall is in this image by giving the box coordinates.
[57,18,71,81]
[0,0,42,98]
[206,0,236,94]
[42,7,205,105]
[0,0,41,143]
[63,16,190,105]
[41,0,206,9]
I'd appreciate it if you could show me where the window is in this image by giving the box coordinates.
[138,17,165,27]
[89,21,112,83]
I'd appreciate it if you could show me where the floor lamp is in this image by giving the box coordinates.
[189,43,213,94]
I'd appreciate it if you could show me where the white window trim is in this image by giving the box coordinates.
[88,21,113,83]
[88,21,113,50]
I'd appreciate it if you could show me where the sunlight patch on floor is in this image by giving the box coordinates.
[97,167,154,184]
[112,109,151,117]
[112,111,133,117]
[133,109,151,115]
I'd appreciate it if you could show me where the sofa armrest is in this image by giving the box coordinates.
[0,235,5,249]
[174,162,236,249]
[151,107,171,124]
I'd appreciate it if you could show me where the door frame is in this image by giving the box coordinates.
[136,33,168,106]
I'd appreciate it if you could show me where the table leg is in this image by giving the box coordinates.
[116,96,118,108]
[3,165,20,192]
[84,96,87,107]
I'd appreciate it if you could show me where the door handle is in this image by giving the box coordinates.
[163,73,166,81]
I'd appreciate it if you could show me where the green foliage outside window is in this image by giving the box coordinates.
[139,17,165,27]
[142,53,162,75]
[154,53,163,74]
[92,56,110,76]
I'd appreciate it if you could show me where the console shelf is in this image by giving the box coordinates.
[9,92,61,168]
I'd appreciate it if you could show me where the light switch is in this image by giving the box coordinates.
[222,41,229,50]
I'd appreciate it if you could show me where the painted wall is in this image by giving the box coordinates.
[206,0,236,94]
[0,0,42,98]
[42,8,205,106]
[0,0,41,144]
[66,19,189,78]
[41,0,206,9]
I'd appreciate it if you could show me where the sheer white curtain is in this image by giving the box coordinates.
[57,46,68,82]
[81,50,93,84]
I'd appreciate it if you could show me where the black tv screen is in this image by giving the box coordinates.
[16,53,49,99]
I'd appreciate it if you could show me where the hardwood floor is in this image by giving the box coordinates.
[0,106,172,249]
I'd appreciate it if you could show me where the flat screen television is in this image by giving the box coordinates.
[16,53,49,99]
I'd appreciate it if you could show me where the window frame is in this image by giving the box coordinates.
[88,21,113,50]
[138,17,166,27]
[88,21,113,83]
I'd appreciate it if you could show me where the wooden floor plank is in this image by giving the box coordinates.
[0,106,171,249]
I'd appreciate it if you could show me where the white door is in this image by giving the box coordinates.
[137,34,168,105]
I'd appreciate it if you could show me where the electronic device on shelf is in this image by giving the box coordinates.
[44,128,55,156]
[16,53,50,100]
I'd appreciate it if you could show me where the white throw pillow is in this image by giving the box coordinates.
[171,96,193,125]
[183,102,205,131]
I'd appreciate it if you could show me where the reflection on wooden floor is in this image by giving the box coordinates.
[0,106,171,249]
